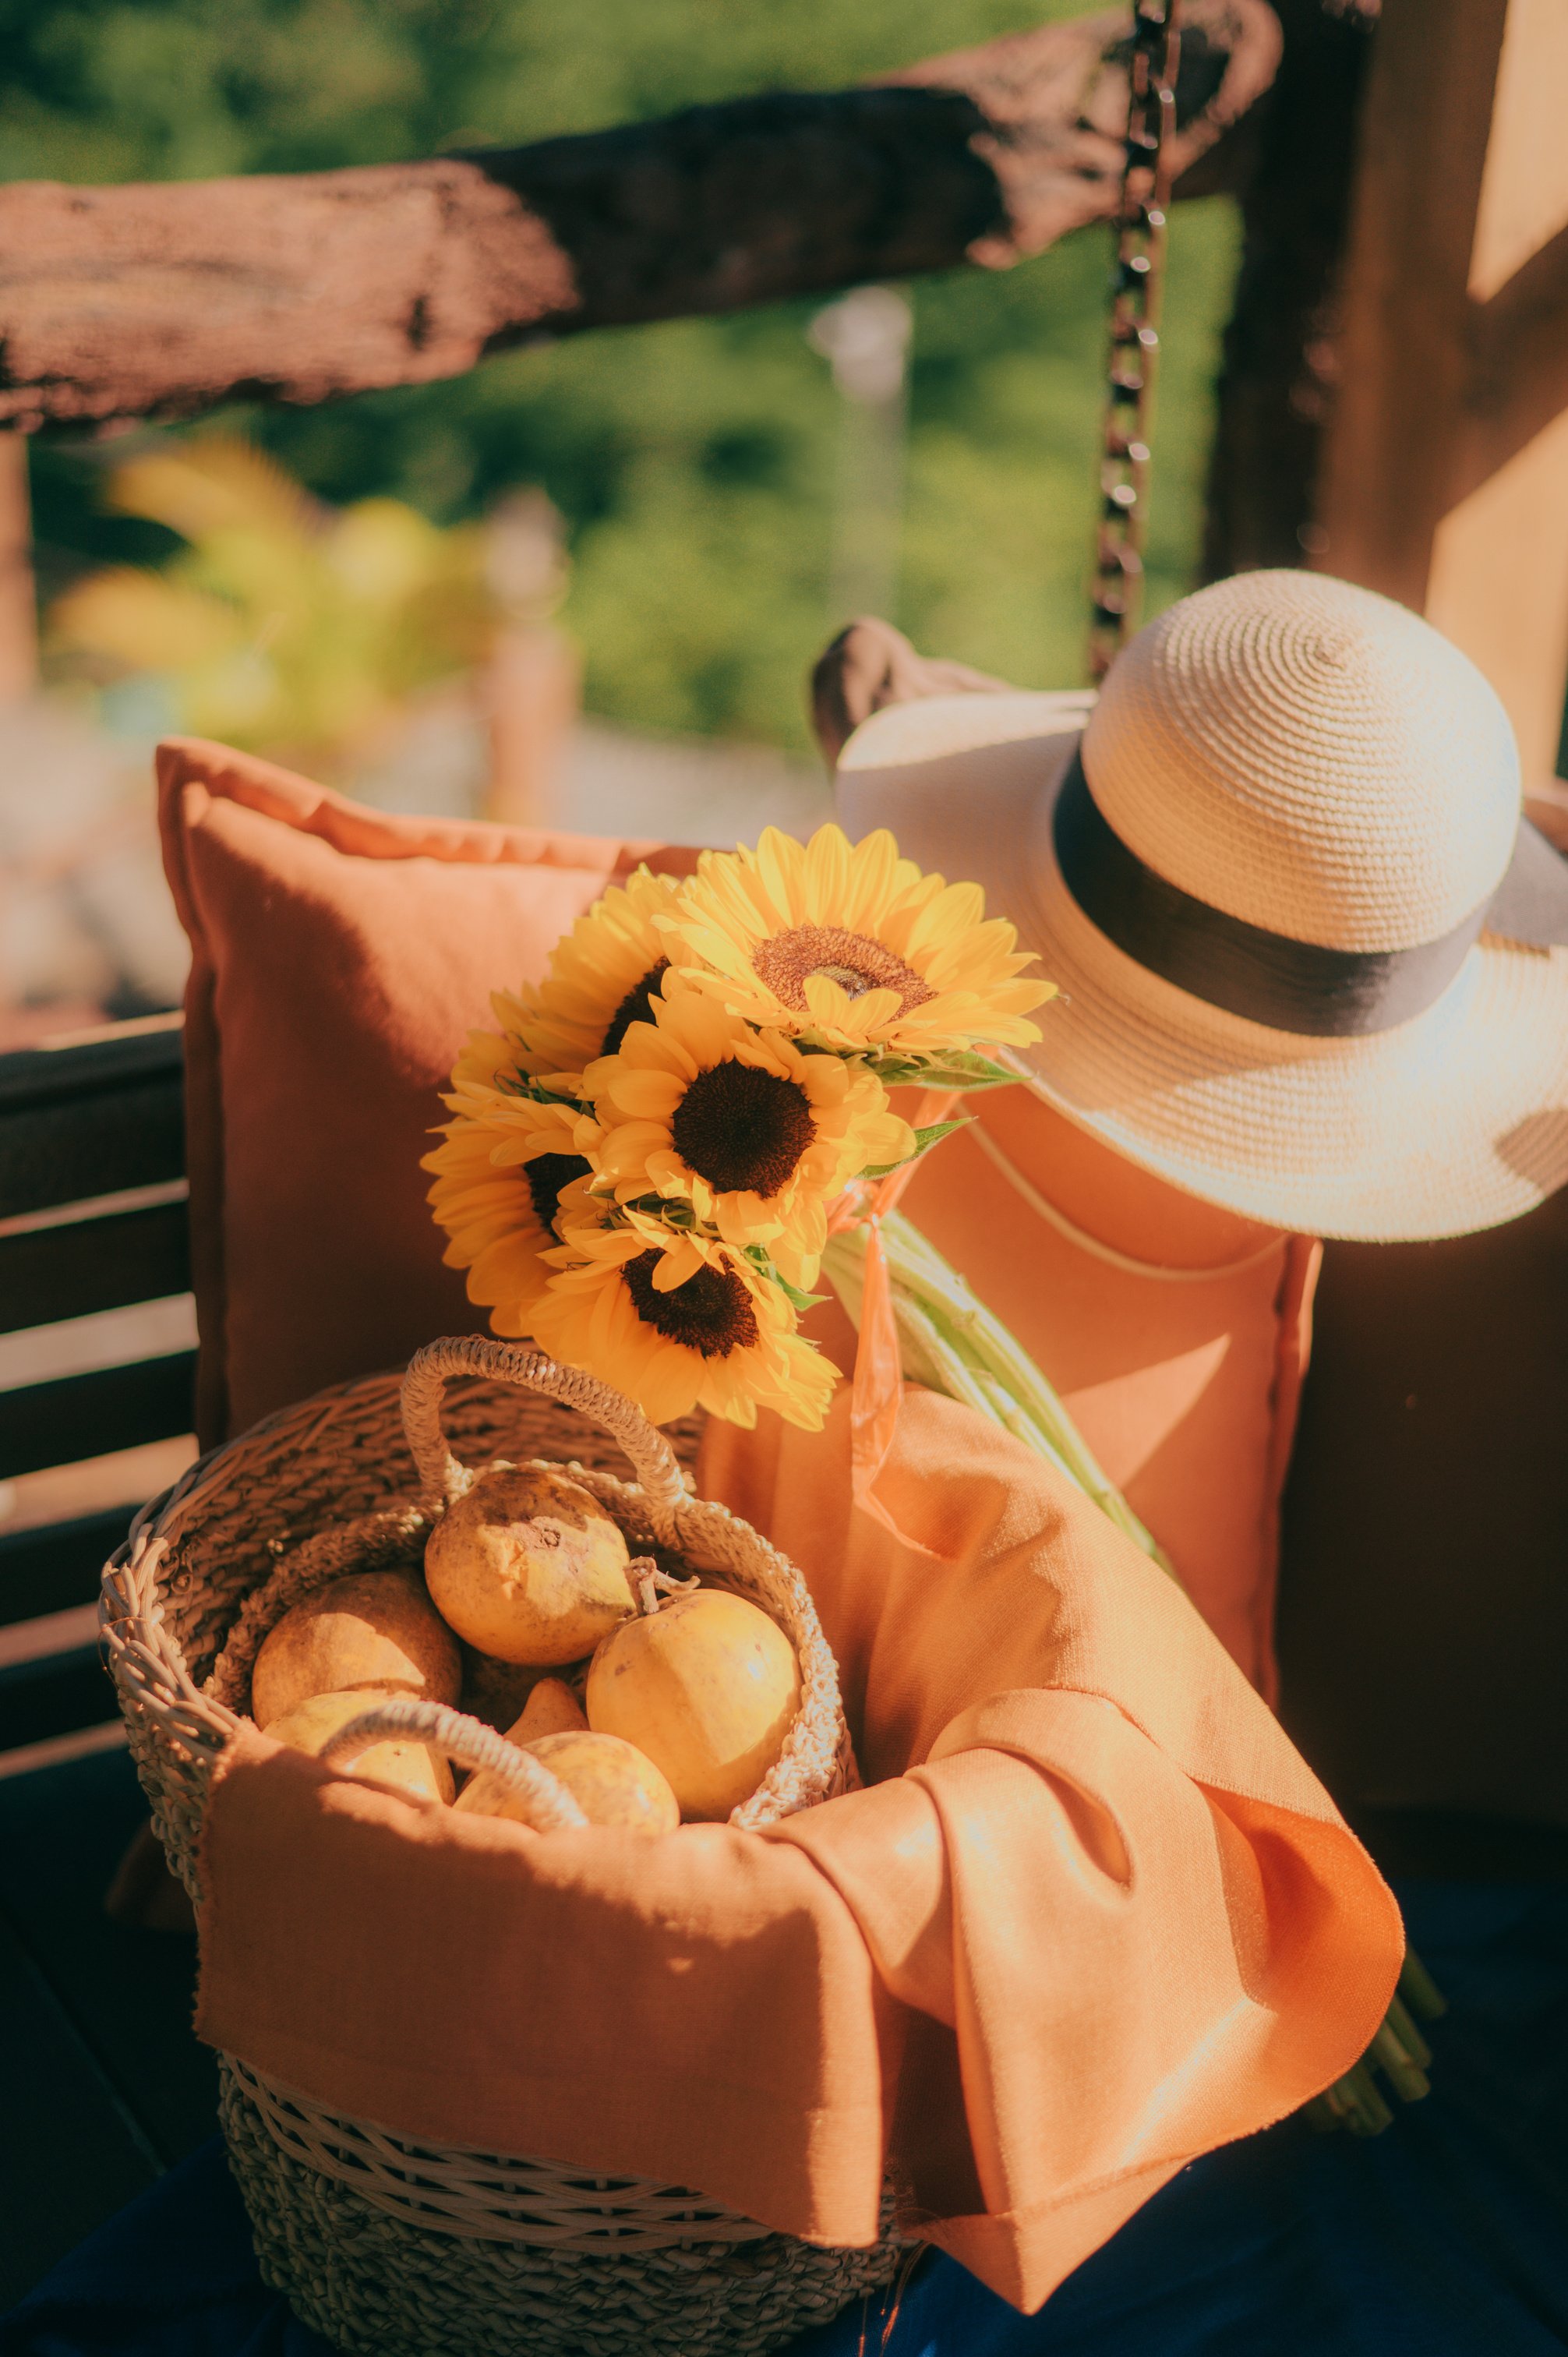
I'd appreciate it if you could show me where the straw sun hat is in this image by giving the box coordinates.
[835,571,1568,1242]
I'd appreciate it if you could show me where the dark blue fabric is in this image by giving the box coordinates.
[5,1881,1566,2357]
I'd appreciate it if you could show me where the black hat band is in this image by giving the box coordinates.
[1052,750,1494,1039]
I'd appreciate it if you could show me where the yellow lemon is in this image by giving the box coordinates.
[425,1466,634,1666]
[252,1571,460,1730]
[454,1729,678,1834]
[586,1588,800,1822]
[264,1687,454,1805]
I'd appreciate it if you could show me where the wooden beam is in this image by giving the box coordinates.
[1464,0,1568,305]
[0,1022,185,1223]
[1426,410,1568,785]
[1312,0,1509,609]
[1464,220,1568,497]
[1425,0,1568,788]
[0,2,1280,433]
[0,1509,143,1631]
[0,1199,191,1337]
[1315,0,1568,786]
[0,1353,196,1483]
[0,436,37,702]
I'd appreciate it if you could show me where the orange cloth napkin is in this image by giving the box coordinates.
[196,1387,1401,2312]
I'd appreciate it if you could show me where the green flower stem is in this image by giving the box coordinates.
[1383,1993,1433,2072]
[1368,2020,1432,2105]
[1397,1952,1448,2022]
[1305,2062,1394,2138]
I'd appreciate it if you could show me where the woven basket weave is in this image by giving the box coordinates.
[101,1338,907,2357]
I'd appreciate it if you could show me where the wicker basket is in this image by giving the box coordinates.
[101,1338,908,2357]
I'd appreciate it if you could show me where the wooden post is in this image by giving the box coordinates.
[481,489,581,827]
[0,433,37,705]
[1315,0,1568,791]
[485,627,582,827]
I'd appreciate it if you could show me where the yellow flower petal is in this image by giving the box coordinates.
[651,1235,706,1290]
[603,1067,685,1120]
[506,865,685,1081]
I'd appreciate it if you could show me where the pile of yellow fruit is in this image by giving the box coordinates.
[249,1465,802,1834]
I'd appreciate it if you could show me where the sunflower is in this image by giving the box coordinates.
[659,822,1053,1055]
[580,978,913,1288]
[503,865,688,1087]
[423,1034,599,1333]
[531,1211,838,1431]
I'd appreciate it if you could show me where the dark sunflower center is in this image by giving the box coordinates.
[621,1249,759,1359]
[524,1152,591,1233]
[750,924,934,1015]
[669,1061,815,1197]
[600,959,670,1056]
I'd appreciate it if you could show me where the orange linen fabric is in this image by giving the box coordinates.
[894,1083,1321,1694]
[196,1387,1401,2313]
[156,737,697,1445]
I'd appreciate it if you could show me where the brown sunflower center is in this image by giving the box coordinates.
[524,1152,591,1233]
[600,959,670,1056]
[670,1061,815,1197]
[751,925,934,1016]
[621,1249,760,1359]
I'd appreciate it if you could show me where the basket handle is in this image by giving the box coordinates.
[401,1338,687,1542]
[316,1698,589,1832]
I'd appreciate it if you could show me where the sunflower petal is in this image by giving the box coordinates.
[651,1237,705,1290]
[602,1067,684,1119]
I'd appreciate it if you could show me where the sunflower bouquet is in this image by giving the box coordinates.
[425,824,1052,1434]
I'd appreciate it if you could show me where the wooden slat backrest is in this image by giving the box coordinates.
[0,1022,185,1221]
[1,1203,190,1338]
[0,1511,147,1629]
[0,1017,193,1766]
[0,1357,199,1487]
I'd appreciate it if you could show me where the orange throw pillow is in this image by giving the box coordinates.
[157,737,697,1446]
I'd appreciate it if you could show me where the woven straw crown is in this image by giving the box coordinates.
[1081,571,1521,953]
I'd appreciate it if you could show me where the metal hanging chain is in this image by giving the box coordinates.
[1088,0,1183,684]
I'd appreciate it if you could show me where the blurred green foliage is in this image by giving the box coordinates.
[6,0,1239,751]
[50,436,509,774]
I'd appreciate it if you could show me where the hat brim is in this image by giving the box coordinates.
[836,691,1568,1242]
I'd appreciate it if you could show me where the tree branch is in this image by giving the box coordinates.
[0,0,1280,433]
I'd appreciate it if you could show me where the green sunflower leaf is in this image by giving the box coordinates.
[626,1192,696,1228]
[862,1048,1020,1094]
[859,1116,973,1179]
[917,1051,1020,1091]
[857,1053,924,1088]
[494,1069,581,1108]
[772,1275,828,1314]
[742,1245,826,1315]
